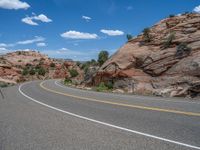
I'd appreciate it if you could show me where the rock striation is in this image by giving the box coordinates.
[90,13,200,97]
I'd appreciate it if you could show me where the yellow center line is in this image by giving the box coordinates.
[40,82,200,117]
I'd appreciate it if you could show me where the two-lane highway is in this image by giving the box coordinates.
[1,79,200,150]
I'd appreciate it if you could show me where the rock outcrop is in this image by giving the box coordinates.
[0,51,83,84]
[90,13,200,97]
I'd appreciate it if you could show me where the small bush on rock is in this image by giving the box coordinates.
[169,14,175,18]
[29,69,36,75]
[176,43,191,58]
[50,62,55,68]
[142,28,152,43]
[127,34,133,41]
[69,69,79,78]
[22,68,29,76]
[38,67,46,76]
[162,32,175,49]
[76,61,81,67]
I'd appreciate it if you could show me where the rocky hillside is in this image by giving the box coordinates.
[90,13,200,97]
[0,51,83,84]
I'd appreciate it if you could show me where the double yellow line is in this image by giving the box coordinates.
[40,82,200,117]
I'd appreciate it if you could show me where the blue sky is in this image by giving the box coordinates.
[0,0,200,61]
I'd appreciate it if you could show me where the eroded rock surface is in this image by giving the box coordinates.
[90,13,200,97]
[0,51,83,84]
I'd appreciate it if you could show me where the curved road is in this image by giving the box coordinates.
[0,80,200,150]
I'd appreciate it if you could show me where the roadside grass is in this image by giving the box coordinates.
[95,82,113,92]
[0,82,14,88]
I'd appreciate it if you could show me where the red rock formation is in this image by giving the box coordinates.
[0,51,83,84]
[91,13,200,97]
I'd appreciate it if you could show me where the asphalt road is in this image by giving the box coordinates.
[0,80,200,150]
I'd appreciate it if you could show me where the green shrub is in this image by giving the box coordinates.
[39,61,44,65]
[162,32,175,49]
[38,67,46,76]
[169,14,175,18]
[29,69,36,75]
[26,63,32,68]
[176,43,191,58]
[127,34,133,41]
[105,81,114,90]
[64,78,72,84]
[22,68,29,76]
[142,28,152,43]
[69,69,79,78]
[76,61,81,67]
[90,59,97,65]
[96,82,108,92]
[98,50,109,66]
[50,62,55,68]
[0,82,8,88]
[16,51,22,55]
[18,60,22,62]
[35,64,42,70]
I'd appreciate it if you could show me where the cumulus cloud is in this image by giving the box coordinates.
[194,5,200,13]
[0,43,7,47]
[0,36,45,49]
[42,48,99,61]
[82,15,91,22]
[41,48,117,61]
[22,16,38,25]
[0,47,10,54]
[0,43,14,47]
[100,29,124,36]
[34,14,52,22]
[22,14,52,26]
[17,36,45,45]
[61,30,98,39]
[36,42,46,47]
[0,0,30,10]
[0,47,8,51]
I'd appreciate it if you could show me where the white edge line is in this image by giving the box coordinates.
[18,81,200,150]
[55,80,200,104]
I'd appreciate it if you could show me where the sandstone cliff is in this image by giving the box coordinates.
[91,13,200,97]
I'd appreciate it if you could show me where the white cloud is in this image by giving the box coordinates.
[36,42,46,47]
[42,48,100,61]
[100,29,124,36]
[17,36,45,45]
[194,5,200,13]
[82,15,91,22]
[33,14,52,22]
[41,48,117,61]
[0,43,14,47]
[22,16,38,25]
[22,14,52,26]
[0,36,45,49]
[61,30,98,39]
[0,0,30,10]
[0,47,8,51]
[0,47,10,54]
[0,43,7,47]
